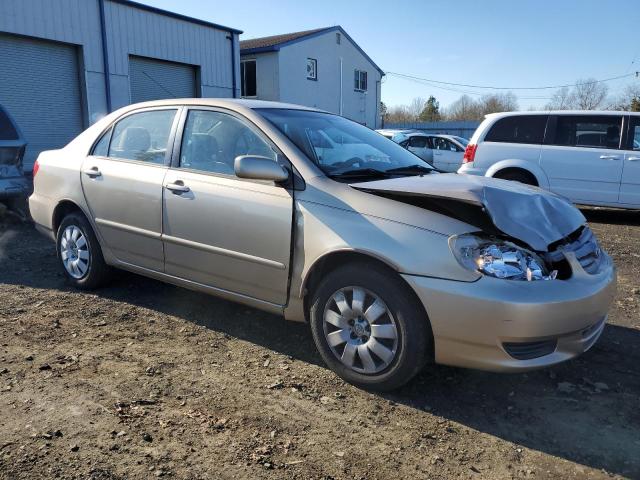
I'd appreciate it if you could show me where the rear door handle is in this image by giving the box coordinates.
[627,156,640,161]
[165,182,190,194]
[82,167,102,177]
[599,155,620,160]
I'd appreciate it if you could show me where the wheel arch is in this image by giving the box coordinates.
[52,199,90,235]
[485,159,549,189]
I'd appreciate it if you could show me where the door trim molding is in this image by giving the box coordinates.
[95,218,161,239]
[162,234,286,270]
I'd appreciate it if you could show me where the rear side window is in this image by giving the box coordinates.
[485,115,547,144]
[553,115,622,149]
[0,109,19,140]
[108,109,177,164]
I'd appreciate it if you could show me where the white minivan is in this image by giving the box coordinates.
[458,111,640,208]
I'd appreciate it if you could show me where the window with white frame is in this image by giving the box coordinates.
[354,69,367,91]
[240,60,257,97]
[307,58,317,80]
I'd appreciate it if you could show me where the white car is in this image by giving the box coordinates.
[458,111,640,208]
[377,131,468,172]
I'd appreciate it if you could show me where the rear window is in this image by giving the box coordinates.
[553,115,622,149]
[485,115,547,144]
[0,109,19,141]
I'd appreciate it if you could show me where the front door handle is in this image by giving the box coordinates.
[627,156,640,161]
[165,182,190,194]
[599,155,620,160]
[82,167,102,177]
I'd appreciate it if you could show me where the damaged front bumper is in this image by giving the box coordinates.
[403,251,616,372]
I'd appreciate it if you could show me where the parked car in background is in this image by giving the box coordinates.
[458,111,640,208]
[0,105,29,199]
[377,131,468,172]
[30,99,615,391]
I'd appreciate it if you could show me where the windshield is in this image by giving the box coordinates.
[257,109,433,179]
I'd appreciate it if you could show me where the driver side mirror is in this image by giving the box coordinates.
[234,155,289,182]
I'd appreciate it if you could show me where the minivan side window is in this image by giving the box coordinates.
[484,115,547,144]
[108,109,177,164]
[626,117,640,151]
[553,115,622,149]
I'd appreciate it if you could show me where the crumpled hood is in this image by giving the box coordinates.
[351,173,586,252]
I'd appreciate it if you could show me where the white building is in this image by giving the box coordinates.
[240,26,384,128]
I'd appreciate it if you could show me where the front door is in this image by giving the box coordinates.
[81,108,179,271]
[540,114,623,204]
[162,108,293,305]
[621,115,640,206]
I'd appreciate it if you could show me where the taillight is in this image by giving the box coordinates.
[463,144,477,164]
[32,159,40,177]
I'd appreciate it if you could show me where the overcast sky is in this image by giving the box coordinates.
[139,0,639,110]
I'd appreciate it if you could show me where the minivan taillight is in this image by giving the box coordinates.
[463,144,477,164]
[32,159,40,177]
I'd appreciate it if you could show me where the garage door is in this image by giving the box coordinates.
[0,33,83,172]
[129,56,197,103]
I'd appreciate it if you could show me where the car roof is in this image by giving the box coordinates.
[117,98,327,114]
[485,110,639,119]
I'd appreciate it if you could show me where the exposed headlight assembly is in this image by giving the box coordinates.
[450,234,557,281]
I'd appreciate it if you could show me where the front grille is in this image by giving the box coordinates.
[503,340,557,360]
[545,227,601,274]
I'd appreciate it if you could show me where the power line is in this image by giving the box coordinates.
[385,71,637,91]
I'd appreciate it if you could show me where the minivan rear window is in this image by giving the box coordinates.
[485,115,547,144]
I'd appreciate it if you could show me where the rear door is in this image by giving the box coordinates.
[540,114,623,204]
[430,136,463,172]
[81,107,180,272]
[620,115,640,206]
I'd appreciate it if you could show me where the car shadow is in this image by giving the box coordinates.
[581,206,640,226]
[2,220,638,477]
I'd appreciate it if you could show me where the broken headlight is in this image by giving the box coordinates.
[450,234,557,281]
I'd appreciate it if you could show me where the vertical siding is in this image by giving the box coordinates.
[103,1,234,94]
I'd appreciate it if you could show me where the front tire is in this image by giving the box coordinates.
[309,263,432,391]
[56,212,112,289]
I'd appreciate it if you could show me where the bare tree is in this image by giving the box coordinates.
[477,92,518,116]
[444,95,480,121]
[407,97,427,119]
[608,83,640,111]
[572,78,608,110]
[545,86,575,110]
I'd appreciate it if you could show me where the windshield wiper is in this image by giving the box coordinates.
[327,168,392,179]
[385,164,433,175]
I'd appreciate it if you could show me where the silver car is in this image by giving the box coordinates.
[29,99,616,391]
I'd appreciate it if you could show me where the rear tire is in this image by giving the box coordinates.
[309,262,431,391]
[56,213,112,289]
[494,169,537,185]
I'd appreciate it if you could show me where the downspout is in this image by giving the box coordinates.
[227,33,237,98]
[98,0,112,113]
[375,78,381,128]
[339,57,343,116]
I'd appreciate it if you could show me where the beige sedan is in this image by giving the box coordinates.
[29,99,616,390]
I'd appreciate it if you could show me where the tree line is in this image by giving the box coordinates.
[382,78,640,124]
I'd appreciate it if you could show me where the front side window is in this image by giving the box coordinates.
[180,110,276,176]
[485,115,547,144]
[108,109,176,164]
[432,137,461,152]
[258,108,434,180]
[354,70,367,91]
[241,60,257,97]
[554,115,622,149]
[307,58,317,80]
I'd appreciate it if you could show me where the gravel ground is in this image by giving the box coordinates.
[0,205,638,480]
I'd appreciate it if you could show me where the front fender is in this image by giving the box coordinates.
[485,159,550,189]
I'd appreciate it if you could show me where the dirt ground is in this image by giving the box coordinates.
[0,205,638,480]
